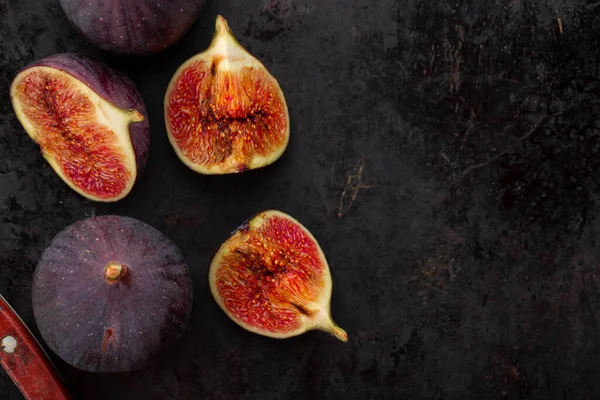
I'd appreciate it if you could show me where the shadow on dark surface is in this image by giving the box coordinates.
[1,0,600,398]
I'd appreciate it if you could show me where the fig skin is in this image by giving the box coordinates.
[164,16,290,175]
[59,0,205,56]
[209,210,348,342]
[32,216,193,373]
[10,53,150,201]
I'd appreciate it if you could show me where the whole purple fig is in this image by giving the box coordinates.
[59,0,205,56]
[32,215,193,373]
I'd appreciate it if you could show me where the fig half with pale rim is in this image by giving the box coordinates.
[164,15,290,174]
[209,210,348,342]
[10,53,149,202]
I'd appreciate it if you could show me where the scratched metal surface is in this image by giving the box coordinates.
[1,0,600,398]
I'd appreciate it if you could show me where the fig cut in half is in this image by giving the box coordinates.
[32,215,193,373]
[209,210,347,342]
[165,16,290,174]
[10,54,150,202]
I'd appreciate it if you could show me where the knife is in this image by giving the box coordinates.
[0,295,71,400]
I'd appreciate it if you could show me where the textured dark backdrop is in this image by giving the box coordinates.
[1,0,600,399]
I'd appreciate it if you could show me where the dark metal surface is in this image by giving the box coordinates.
[1,0,599,398]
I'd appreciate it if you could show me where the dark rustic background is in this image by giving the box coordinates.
[2,0,600,398]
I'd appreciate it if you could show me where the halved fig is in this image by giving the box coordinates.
[32,215,193,373]
[209,210,348,342]
[10,54,149,202]
[164,16,290,174]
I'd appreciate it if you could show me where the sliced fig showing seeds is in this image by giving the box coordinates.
[10,54,149,202]
[59,0,205,56]
[209,210,347,342]
[32,216,193,373]
[164,16,290,174]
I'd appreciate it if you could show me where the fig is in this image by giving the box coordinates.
[209,210,348,342]
[164,16,290,174]
[32,215,193,373]
[10,54,149,202]
[59,0,205,56]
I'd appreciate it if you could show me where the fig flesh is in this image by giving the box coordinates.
[10,54,149,202]
[164,16,290,174]
[59,0,205,56]
[209,210,347,342]
[32,215,193,373]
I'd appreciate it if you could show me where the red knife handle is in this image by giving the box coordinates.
[0,295,71,400]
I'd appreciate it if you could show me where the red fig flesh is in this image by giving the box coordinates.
[209,210,347,342]
[32,216,193,373]
[164,16,290,174]
[10,54,149,202]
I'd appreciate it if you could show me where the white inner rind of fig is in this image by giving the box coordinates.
[164,16,290,175]
[10,66,140,202]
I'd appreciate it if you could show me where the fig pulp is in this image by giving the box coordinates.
[209,210,347,342]
[164,16,290,174]
[10,54,149,202]
[32,216,193,373]
[60,0,205,56]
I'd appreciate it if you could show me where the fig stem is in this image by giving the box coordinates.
[209,15,245,59]
[215,15,230,34]
[314,310,348,342]
[127,110,144,123]
[105,263,127,283]
[327,324,349,343]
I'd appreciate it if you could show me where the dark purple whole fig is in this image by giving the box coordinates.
[32,215,193,373]
[59,0,205,56]
[10,53,150,202]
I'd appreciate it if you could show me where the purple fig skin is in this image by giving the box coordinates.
[59,0,205,56]
[32,216,193,373]
[23,53,150,174]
